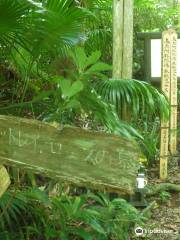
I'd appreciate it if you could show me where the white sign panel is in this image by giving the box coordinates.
[151,39,180,78]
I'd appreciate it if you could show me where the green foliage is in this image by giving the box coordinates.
[95,78,169,120]
[134,0,180,78]
[137,117,160,164]
[0,188,49,239]
[69,46,112,80]
[0,47,142,138]
[0,0,86,56]
[81,0,112,59]
[31,0,86,57]
[159,191,171,203]
[134,0,180,32]
[0,0,87,106]
[0,0,30,50]
[79,88,142,138]
[0,189,142,240]
[87,193,143,240]
[0,1,178,239]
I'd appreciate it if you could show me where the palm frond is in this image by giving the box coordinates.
[0,0,87,58]
[82,0,112,56]
[95,79,170,120]
[79,88,142,139]
[0,0,31,51]
[0,188,49,233]
[30,0,87,57]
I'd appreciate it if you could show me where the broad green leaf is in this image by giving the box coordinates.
[32,91,53,102]
[68,80,84,98]
[89,220,106,235]
[68,228,93,240]
[64,99,81,110]
[52,76,65,84]
[60,79,71,98]
[85,50,101,68]
[95,79,169,121]
[86,62,112,73]
[72,197,82,214]
[74,47,87,71]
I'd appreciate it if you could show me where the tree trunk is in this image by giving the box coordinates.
[112,0,133,79]
[112,0,133,121]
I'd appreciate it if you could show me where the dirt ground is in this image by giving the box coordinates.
[145,168,180,240]
[133,153,180,239]
[131,110,180,239]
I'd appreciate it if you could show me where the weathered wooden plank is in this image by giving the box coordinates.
[0,115,140,194]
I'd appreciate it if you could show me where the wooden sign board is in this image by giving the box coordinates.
[160,29,178,179]
[0,115,140,194]
[0,165,10,197]
[160,30,171,179]
[170,30,177,154]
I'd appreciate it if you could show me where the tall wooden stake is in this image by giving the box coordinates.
[112,0,133,120]
[160,29,178,179]
[0,124,10,197]
[0,165,10,197]
[160,30,171,180]
[169,30,177,154]
[0,115,10,197]
[112,0,133,79]
[112,0,123,79]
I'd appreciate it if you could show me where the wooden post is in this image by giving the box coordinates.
[122,0,133,79]
[160,29,178,179]
[160,30,171,180]
[0,111,10,197]
[112,0,133,79]
[112,0,133,120]
[169,30,177,154]
[112,0,123,79]
[0,165,10,197]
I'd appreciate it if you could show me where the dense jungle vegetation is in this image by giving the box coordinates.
[0,0,179,239]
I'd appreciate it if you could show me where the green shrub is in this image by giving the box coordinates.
[0,189,143,240]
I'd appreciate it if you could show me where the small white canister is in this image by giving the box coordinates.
[136,173,147,189]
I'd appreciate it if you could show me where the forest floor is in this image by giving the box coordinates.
[134,152,180,240]
[145,165,180,240]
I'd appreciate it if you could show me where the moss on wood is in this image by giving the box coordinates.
[0,115,140,194]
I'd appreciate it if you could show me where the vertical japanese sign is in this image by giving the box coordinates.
[169,30,177,154]
[0,165,10,197]
[160,30,171,180]
[160,29,177,179]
